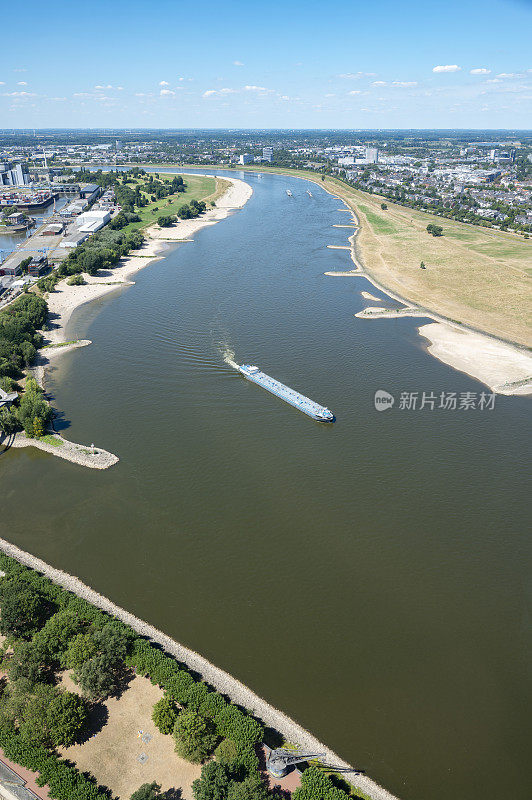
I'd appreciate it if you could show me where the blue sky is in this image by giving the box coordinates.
[1,0,531,129]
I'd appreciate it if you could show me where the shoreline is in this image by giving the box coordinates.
[0,536,399,800]
[114,163,531,395]
[319,182,532,396]
[7,176,253,469]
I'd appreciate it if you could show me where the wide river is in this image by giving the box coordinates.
[1,170,530,800]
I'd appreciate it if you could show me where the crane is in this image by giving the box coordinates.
[267,748,326,778]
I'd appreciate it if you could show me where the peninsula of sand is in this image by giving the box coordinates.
[3,176,253,469]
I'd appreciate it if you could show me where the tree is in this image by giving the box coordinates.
[381,203,388,210]
[16,378,52,438]
[61,632,98,671]
[7,640,52,684]
[152,696,178,735]
[426,224,443,236]
[420,261,426,269]
[173,711,217,763]
[227,773,271,800]
[192,761,229,800]
[0,580,49,638]
[0,408,19,434]
[74,653,119,701]
[130,782,163,800]
[47,692,88,747]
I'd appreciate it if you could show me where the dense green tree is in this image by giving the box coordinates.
[152,696,178,734]
[192,761,230,800]
[74,653,119,701]
[0,407,18,434]
[0,580,49,638]
[33,610,83,660]
[46,691,88,746]
[16,378,52,438]
[61,632,98,671]
[173,710,217,763]
[227,773,271,800]
[7,640,52,684]
[130,782,163,800]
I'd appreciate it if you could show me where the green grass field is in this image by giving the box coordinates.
[124,174,216,232]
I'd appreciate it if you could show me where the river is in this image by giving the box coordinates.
[0,170,530,800]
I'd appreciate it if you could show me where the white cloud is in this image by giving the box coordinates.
[17,81,28,86]
[470,68,491,75]
[371,80,387,86]
[159,80,170,86]
[2,91,34,97]
[0,82,4,86]
[233,61,244,66]
[392,81,418,87]
[496,72,517,78]
[486,78,502,83]
[202,87,237,97]
[338,72,376,79]
[348,90,362,95]
[432,65,461,73]
[244,85,272,92]
[279,95,290,101]
[117,86,124,91]
[160,88,175,96]
[325,93,336,97]
[50,97,67,101]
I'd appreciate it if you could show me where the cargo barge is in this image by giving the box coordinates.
[238,364,335,422]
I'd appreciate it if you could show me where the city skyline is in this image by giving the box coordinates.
[1,0,531,128]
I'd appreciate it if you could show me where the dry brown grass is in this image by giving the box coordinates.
[60,674,201,799]
[319,177,532,347]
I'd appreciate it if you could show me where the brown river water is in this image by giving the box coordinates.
[1,170,530,800]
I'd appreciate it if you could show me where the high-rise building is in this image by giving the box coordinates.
[364,148,378,164]
[0,162,30,186]
[239,154,253,164]
[262,146,274,162]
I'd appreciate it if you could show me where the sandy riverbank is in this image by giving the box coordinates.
[8,175,253,469]
[43,175,252,349]
[326,204,532,396]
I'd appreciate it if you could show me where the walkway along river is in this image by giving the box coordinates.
[0,170,530,800]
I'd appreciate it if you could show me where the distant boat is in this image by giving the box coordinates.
[307,190,313,197]
[286,189,293,196]
[257,173,262,178]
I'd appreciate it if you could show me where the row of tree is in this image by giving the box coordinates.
[0,552,270,800]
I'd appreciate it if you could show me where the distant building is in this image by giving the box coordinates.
[338,156,355,166]
[262,147,274,162]
[239,154,253,165]
[364,148,378,164]
[0,162,30,187]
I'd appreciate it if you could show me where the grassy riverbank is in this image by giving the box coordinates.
[133,163,531,347]
[119,173,216,232]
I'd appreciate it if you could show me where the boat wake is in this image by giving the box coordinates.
[221,345,238,369]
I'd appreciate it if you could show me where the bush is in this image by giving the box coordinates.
[173,710,217,763]
[67,274,85,286]
[151,696,178,735]
[426,223,443,236]
[157,215,175,228]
